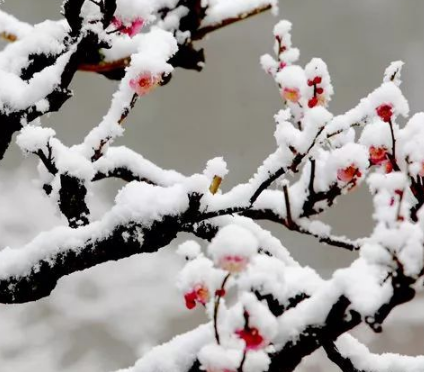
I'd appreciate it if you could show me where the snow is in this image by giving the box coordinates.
[0,182,190,280]
[0,9,33,40]
[399,113,424,176]
[176,255,221,294]
[198,344,242,372]
[359,118,392,148]
[117,325,213,372]
[203,0,278,27]
[177,241,202,261]
[334,259,393,315]
[384,61,404,87]
[113,182,189,225]
[53,140,96,180]
[326,143,369,183]
[238,255,286,303]
[204,157,229,180]
[115,0,155,24]
[0,18,69,77]
[273,20,292,40]
[93,146,186,186]
[243,351,271,372]
[16,125,56,154]
[205,215,298,266]
[276,65,307,102]
[260,53,279,76]
[335,334,424,372]
[208,224,259,266]
[0,47,73,113]
[368,82,409,120]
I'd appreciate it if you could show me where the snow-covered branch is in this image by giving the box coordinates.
[325,334,424,372]
[2,2,424,372]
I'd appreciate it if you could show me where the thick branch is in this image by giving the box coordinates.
[0,214,181,303]
[323,341,364,372]
[327,334,424,372]
[58,174,90,228]
[0,31,100,161]
[267,269,416,372]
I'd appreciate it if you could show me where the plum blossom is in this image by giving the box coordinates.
[177,256,221,310]
[112,17,145,37]
[337,164,362,183]
[282,87,300,103]
[376,103,394,123]
[184,283,210,309]
[208,225,259,274]
[308,96,318,108]
[218,255,249,274]
[418,162,424,177]
[369,146,388,166]
[129,72,162,96]
[235,325,265,351]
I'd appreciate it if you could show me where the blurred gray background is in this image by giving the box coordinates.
[0,1,424,371]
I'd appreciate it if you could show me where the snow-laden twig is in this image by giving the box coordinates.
[325,334,424,372]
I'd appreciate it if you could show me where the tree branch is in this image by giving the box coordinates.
[323,341,364,372]
[326,334,424,372]
[81,4,273,74]
[0,212,182,303]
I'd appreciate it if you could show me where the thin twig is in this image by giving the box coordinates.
[237,349,247,372]
[308,158,316,196]
[36,148,58,175]
[283,184,293,228]
[213,273,231,345]
[388,119,396,160]
[193,4,271,41]
[91,93,138,161]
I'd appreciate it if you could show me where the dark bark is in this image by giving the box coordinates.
[58,174,90,228]
[0,215,181,303]
[323,342,365,372]
[62,0,86,36]
[268,296,362,372]
[0,31,101,161]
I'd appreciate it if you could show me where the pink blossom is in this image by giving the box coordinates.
[419,162,424,177]
[235,326,265,350]
[129,73,161,96]
[218,255,249,273]
[337,165,361,183]
[376,103,393,123]
[184,283,210,310]
[282,87,300,103]
[382,160,393,174]
[369,146,388,166]
[112,17,145,38]
[278,61,287,70]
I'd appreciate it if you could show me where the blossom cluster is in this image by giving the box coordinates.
[167,18,424,372]
[177,225,283,372]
